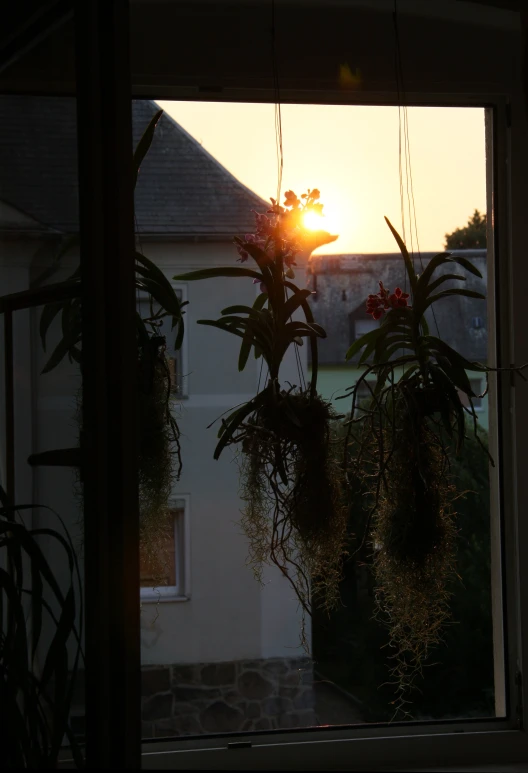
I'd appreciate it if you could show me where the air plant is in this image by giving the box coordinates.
[174,190,348,629]
[37,109,186,575]
[342,216,508,714]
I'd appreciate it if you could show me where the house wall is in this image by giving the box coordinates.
[1,237,311,670]
[139,241,310,666]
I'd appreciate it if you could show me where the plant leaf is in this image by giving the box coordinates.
[424,288,486,311]
[282,289,312,321]
[424,335,487,372]
[417,253,483,294]
[133,108,163,189]
[384,216,418,294]
[173,267,263,282]
[238,293,268,372]
[345,326,384,361]
[39,302,64,351]
[425,273,467,295]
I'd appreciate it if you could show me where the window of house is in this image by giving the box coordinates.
[140,498,190,601]
[352,316,380,342]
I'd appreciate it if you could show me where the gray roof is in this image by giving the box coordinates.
[308,250,488,365]
[0,97,267,236]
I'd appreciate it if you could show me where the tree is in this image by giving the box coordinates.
[444,209,487,250]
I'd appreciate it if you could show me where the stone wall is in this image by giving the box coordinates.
[141,657,316,738]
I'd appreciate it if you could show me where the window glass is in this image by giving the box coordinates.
[132,101,497,739]
[0,95,85,757]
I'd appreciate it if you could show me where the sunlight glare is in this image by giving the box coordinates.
[303,211,327,231]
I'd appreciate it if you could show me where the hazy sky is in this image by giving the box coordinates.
[158,101,486,255]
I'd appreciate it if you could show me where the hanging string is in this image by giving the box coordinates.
[393,0,441,339]
[270,0,305,392]
[271,0,284,205]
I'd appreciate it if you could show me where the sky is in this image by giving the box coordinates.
[157,101,486,256]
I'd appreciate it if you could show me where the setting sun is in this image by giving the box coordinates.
[303,210,325,231]
[302,207,340,240]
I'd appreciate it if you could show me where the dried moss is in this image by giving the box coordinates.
[237,390,349,632]
[368,412,458,715]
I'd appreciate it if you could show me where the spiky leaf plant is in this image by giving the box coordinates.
[174,190,348,627]
[0,486,84,768]
[342,216,522,714]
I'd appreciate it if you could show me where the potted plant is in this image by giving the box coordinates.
[174,190,348,632]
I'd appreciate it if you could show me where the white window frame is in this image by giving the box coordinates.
[140,494,191,603]
[135,33,528,773]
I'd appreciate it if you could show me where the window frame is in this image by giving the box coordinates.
[133,89,528,770]
[140,494,191,603]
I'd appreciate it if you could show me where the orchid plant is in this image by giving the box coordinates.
[38,109,185,581]
[174,190,348,627]
[342,216,523,715]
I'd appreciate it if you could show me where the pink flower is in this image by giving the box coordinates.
[366,283,410,319]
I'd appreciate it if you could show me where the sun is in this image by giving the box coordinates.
[303,211,326,231]
[302,209,339,234]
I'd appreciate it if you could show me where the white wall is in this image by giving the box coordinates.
[140,240,311,664]
[4,235,313,666]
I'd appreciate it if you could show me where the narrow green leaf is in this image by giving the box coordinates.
[238,293,268,371]
[435,353,475,396]
[133,108,163,189]
[31,555,43,660]
[384,216,418,293]
[425,273,466,295]
[283,320,326,339]
[345,326,383,361]
[417,253,483,294]
[135,252,183,323]
[41,332,81,374]
[424,288,486,311]
[174,317,185,351]
[214,392,268,459]
[173,267,263,282]
[39,302,64,351]
[424,335,487,372]
[282,289,312,321]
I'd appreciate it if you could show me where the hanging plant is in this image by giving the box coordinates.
[36,109,186,577]
[174,190,348,629]
[342,216,525,714]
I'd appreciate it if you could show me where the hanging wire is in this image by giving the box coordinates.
[270,0,305,392]
[271,0,284,205]
[393,0,441,339]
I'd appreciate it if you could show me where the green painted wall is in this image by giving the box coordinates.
[309,365,489,431]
